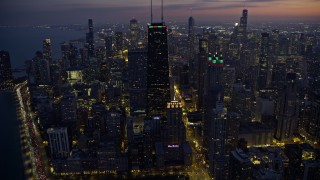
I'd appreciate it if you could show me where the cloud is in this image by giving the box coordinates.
[0,0,319,25]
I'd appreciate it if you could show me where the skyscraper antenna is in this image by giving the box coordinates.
[190,8,193,16]
[161,0,164,23]
[151,0,153,23]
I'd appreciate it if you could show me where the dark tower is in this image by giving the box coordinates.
[0,51,14,90]
[197,38,208,111]
[115,32,124,52]
[129,49,148,115]
[105,35,113,58]
[239,9,248,37]
[188,15,195,60]
[257,32,270,91]
[86,19,95,57]
[146,0,170,116]
[43,38,52,64]
[275,71,298,141]
[188,15,196,87]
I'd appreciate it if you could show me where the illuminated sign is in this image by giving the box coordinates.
[168,145,179,148]
[148,26,167,29]
[208,52,224,67]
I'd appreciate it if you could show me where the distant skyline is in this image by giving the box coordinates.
[1,0,320,25]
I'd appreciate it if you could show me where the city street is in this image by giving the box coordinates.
[174,84,211,180]
[16,81,48,179]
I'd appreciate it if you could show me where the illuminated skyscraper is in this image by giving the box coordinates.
[86,19,95,57]
[146,23,170,116]
[0,51,14,90]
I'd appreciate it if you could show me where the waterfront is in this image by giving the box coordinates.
[0,27,85,179]
[0,91,25,180]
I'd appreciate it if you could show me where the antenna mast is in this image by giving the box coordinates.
[151,0,153,23]
[161,0,164,23]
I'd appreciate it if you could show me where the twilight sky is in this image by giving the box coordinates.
[1,0,320,25]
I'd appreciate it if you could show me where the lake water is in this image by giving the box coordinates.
[0,92,25,180]
[0,26,85,76]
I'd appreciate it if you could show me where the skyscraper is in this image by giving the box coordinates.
[208,101,227,176]
[115,32,124,53]
[61,93,77,123]
[130,18,139,49]
[161,101,188,163]
[239,9,248,39]
[0,51,14,90]
[105,35,113,58]
[61,43,71,70]
[196,38,208,110]
[146,23,170,116]
[43,38,52,64]
[128,49,148,115]
[257,33,270,91]
[86,19,95,57]
[188,16,195,83]
[203,52,225,154]
[275,71,298,141]
[28,51,51,85]
[164,101,186,146]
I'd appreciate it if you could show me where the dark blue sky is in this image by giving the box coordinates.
[1,0,320,25]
